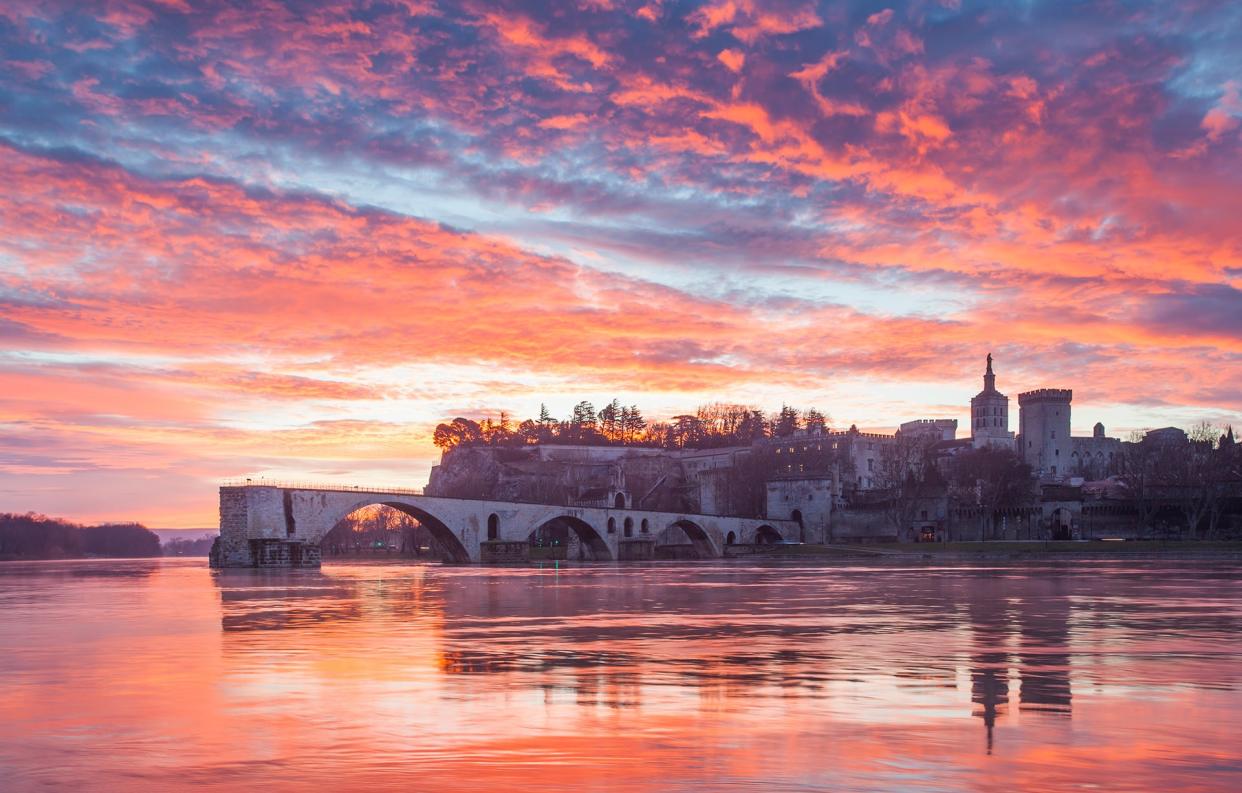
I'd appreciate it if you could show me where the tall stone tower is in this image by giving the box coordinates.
[971,353,1014,449]
[1017,389,1072,478]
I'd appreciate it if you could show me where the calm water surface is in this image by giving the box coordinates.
[1,559,1240,792]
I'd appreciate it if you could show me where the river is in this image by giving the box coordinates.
[1,559,1239,791]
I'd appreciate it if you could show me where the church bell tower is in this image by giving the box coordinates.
[971,353,1014,449]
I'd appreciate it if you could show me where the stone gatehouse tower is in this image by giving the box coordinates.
[971,353,1015,450]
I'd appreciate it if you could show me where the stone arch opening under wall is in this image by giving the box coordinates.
[531,515,613,561]
[755,524,782,544]
[322,500,472,564]
[1050,508,1073,541]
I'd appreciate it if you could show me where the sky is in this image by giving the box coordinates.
[1,0,1240,527]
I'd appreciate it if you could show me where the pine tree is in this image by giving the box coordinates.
[599,399,622,441]
[626,404,646,442]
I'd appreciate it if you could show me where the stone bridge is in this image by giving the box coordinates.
[211,483,799,568]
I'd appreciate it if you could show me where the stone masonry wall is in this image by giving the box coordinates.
[211,486,255,567]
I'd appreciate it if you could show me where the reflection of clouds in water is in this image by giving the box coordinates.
[4,559,1241,791]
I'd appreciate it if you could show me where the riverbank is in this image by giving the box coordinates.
[738,540,1242,562]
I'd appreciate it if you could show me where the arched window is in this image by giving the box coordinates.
[640,519,649,534]
[623,517,633,538]
[614,492,626,509]
[487,513,499,541]
[726,531,736,545]
[607,517,616,534]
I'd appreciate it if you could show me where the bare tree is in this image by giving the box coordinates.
[949,447,1035,540]
[1120,430,1163,535]
[874,432,943,538]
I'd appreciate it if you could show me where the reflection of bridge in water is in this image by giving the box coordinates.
[211,482,799,568]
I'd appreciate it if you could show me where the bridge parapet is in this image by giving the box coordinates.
[220,478,423,495]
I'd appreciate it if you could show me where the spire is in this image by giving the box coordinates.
[983,353,996,392]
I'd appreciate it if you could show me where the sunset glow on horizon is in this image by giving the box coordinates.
[2,0,1241,527]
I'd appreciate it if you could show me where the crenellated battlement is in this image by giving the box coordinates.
[1018,388,1072,404]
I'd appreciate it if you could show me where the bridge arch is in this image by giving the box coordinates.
[325,499,472,563]
[531,515,613,561]
[657,519,718,559]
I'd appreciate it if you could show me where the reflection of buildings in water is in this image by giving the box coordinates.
[434,569,853,709]
[967,580,1011,754]
[1016,580,1073,716]
[967,576,1075,753]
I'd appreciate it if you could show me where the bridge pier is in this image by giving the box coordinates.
[210,483,800,569]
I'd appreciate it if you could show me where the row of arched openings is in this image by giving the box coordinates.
[328,502,792,566]
[607,516,651,537]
